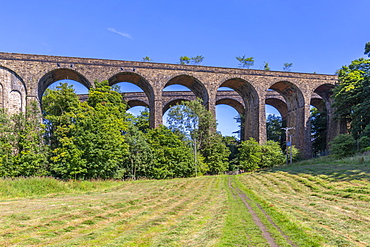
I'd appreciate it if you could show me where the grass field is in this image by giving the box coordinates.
[0,155,369,246]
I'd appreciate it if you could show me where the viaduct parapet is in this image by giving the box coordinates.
[0,52,338,157]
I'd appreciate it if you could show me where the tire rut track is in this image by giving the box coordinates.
[228,177,297,247]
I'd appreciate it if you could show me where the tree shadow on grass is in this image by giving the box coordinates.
[266,155,370,182]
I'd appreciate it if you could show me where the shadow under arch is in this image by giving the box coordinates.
[216,98,245,116]
[38,68,91,101]
[313,84,335,102]
[218,78,259,140]
[109,72,155,127]
[109,72,154,103]
[0,66,28,113]
[269,80,306,152]
[265,98,288,120]
[163,75,209,106]
[310,98,326,113]
[311,83,336,151]
[127,99,149,109]
[162,98,190,115]
[0,66,28,95]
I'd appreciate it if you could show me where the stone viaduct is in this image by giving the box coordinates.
[0,52,339,157]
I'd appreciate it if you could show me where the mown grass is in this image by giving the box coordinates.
[237,155,370,246]
[0,154,369,246]
[0,177,124,199]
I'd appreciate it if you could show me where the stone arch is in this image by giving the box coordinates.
[313,84,334,101]
[38,68,91,100]
[163,75,209,106]
[218,78,259,141]
[216,98,245,116]
[109,72,155,127]
[109,72,154,102]
[127,99,149,109]
[311,83,336,150]
[0,66,27,113]
[268,80,306,152]
[265,98,288,120]
[310,98,326,113]
[163,98,190,115]
[9,90,22,114]
[0,66,27,94]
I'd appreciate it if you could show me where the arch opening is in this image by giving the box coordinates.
[38,69,91,101]
[310,105,328,157]
[265,104,285,148]
[215,103,241,139]
[0,66,27,114]
[310,84,333,157]
[217,78,259,141]
[112,81,149,110]
[268,81,305,148]
[163,75,208,106]
[109,72,154,127]
[109,72,153,104]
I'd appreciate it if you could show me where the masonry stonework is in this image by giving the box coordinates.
[0,52,339,157]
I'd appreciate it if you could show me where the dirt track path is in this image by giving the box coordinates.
[228,177,297,247]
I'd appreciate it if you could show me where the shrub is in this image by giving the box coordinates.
[329,134,356,157]
[260,141,286,168]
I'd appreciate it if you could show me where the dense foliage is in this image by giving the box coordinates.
[1,82,290,179]
[237,138,285,171]
[332,55,370,154]
[0,102,48,177]
[266,114,284,145]
[167,99,230,175]
[310,107,327,155]
[329,134,356,157]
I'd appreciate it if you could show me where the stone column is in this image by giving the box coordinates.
[150,98,163,128]
[258,99,267,143]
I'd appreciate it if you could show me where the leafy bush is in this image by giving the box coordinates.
[238,138,262,171]
[260,141,286,168]
[329,134,356,157]
[238,139,287,171]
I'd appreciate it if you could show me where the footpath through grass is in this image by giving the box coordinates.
[0,155,369,246]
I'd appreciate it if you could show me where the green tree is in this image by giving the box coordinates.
[263,61,270,71]
[365,42,370,57]
[259,141,285,168]
[329,134,355,157]
[167,98,229,174]
[48,81,129,179]
[0,103,48,177]
[238,138,262,171]
[202,133,230,175]
[236,55,254,69]
[179,56,191,65]
[333,58,370,141]
[310,107,327,154]
[266,114,283,145]
[10,102,48,176]
[222,136,240,171]
[283,63,293,72]
[121,124,152,179]
[133,108,150,132]
[191,55,204,65]
[142,56,153,62]
[146,126,197,179]
[0,109,13,177]
[42,83,80,149]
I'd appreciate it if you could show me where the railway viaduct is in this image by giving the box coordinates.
[0,52,339,157]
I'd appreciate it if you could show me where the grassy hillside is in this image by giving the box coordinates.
[0,155,369,246]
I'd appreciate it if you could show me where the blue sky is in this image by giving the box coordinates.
[1,0,369,136]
